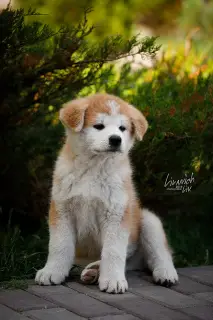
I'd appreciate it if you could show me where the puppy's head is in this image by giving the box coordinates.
[59,93,148,155]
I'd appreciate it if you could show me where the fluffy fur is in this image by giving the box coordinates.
[35,93,178,293]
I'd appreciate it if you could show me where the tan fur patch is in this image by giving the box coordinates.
[49,200,58,227]
[118,103,148,141]
[84,98,110,127]
[60,98,88,131]
[75,240,101,267]
[121,178,141,243]
[60,141,76,161]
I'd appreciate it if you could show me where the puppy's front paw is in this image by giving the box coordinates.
[153,263,178,287]
[35,267,67,285]
[99,275,128,294]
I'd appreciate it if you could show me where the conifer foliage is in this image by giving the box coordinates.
[0,6,158,229]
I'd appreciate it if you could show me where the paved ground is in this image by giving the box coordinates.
[0,266,213,320]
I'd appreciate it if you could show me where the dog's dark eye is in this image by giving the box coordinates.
[93,124,105,130]
[119,126,126,132]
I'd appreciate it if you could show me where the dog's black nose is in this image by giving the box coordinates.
[109,135,121,147]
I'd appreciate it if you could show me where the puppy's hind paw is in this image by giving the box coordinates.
[80,261,100,285]
[153,264,178,287]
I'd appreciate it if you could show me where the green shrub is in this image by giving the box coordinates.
[17,0,180,38]
[0,5,158,231]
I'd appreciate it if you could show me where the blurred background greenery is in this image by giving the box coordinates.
[0,1,213,282]
[16,0,213,53]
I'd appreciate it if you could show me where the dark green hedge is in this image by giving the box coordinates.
[0,6,158,232]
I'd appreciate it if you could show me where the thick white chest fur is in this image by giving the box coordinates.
[52,153,130,249]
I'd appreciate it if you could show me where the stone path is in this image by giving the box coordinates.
[1,266,213,320]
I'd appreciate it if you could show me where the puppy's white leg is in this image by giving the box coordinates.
[35,202,75,285]
[99,221,129,294]
[81,260,100,284]
[141,208,178,287]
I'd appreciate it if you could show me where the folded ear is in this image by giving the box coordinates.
[128,105,148,141]
[59,98,89,132]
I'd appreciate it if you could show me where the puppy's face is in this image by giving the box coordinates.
[60,94,148,156]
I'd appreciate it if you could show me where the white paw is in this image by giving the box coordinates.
[35,266,67,285]
[153,263,178,287]
[99,276,128,294]
[81,261,100,284]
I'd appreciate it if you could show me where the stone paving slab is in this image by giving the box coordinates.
[92,315,141,320]
[180,306,213,320]
[101,296,195,320]
[0,265,213,320]
[0,289,56,311]
[30,290,123,318]
[66,282,204,319]
[67,281,138,303]
[192,292,213,303]
[129,285,210,309]
[126,272,154,289]
[1,303,30,320]
[27,285,72,296]
[24,308,86,320]
[178,266,213,286]
[172,275,213,294]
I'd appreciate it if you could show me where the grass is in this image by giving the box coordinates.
[0,279,30,290]
[0,222,48,283]
[0,220,85,285]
